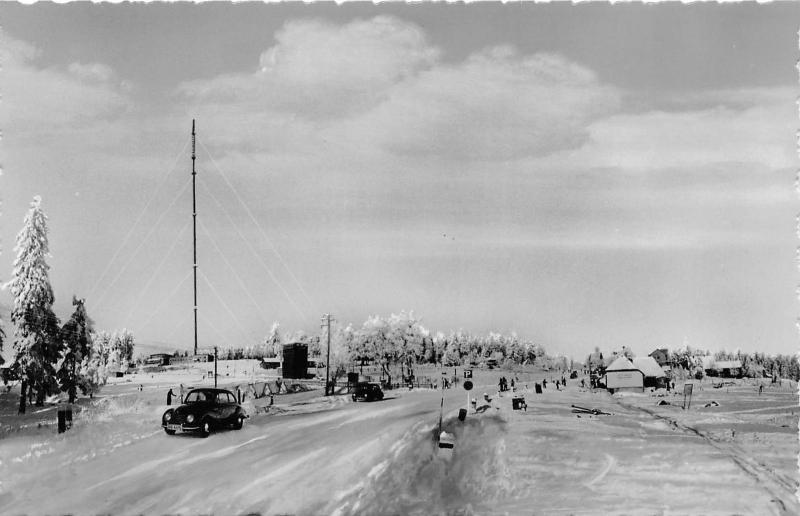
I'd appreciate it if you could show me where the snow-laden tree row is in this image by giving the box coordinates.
[214,311,559,387]
[1,197,136,413]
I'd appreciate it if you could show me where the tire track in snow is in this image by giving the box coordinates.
[172,431,274,468]
[584,453,616,489]
[86,438,207,490]
[618,399,799,515]
[232,446,328,498]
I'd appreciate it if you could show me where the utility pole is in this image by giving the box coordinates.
[191,120,198,357]
[321,314,335,395]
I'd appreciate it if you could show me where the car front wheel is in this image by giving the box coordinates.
[199,419,211,438]
[164,427,176,435]
[233,416,243,430]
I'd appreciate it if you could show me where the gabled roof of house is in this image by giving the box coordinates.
[632,356,666,377]
[606,356,636,371]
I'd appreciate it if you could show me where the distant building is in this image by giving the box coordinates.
[713,360,743,378]
[603,356,644,393]
[260,357,281,370]
[648,348,670,367]
[632,356,668,389]
[282,342,308,379]
[145,353,172,366]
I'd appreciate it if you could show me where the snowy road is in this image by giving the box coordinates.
[1,377,797,515]
[0,387,466,515]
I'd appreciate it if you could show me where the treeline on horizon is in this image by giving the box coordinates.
[586,345,799,381]
[193,311,573,384]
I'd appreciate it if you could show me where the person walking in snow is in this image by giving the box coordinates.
[166,388,175,406]
[179,383,185,403]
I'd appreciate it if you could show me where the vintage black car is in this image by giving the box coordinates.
[162,388,247,437]
[352,382,384,402]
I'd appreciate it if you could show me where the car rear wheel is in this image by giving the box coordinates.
[199,419,211,438]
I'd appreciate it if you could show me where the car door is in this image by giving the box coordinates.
[219,392,237,421]
[205,392,225,423]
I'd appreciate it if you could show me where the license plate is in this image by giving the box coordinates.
[167,424,182,431]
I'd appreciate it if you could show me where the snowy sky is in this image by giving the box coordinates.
[1,3,798,358]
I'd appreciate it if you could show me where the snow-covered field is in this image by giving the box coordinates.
[0,367,797,515]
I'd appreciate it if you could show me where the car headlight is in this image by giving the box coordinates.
[186,414,195,423]
[164,412,172,422]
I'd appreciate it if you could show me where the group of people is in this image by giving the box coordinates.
[498,376,515,392]
[165,384,186,406]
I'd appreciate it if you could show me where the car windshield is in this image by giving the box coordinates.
[184,391,210,403]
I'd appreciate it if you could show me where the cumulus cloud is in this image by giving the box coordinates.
[551,87,797,172]
[177,16,620,162]
[179,16,438,119]
[0,35,130,138]
[341,46,620,161]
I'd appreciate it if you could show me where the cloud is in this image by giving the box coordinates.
[341,46,619,161]
[177,17,620,162]
[554,87,797,171]
[0,35,131,138]
[178,16,438,120]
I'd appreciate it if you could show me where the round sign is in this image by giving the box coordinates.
[463,380,473,391]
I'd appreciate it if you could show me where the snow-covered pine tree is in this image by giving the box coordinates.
[6,196,62,412]
[58,297,94,403]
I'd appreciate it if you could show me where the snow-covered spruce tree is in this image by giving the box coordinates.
[6,196,62,412]
[58,297,94,403]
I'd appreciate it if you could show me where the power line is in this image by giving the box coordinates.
[88,136,190,301]
[93,180,191,309]
[198,140,317,314]
[201,316,237,353]
[123,219,191,324]
[197,178,307,321]
[163,310,192,346]
[138,269,193,331]
[198,267,255,345]
[198,217,271,329]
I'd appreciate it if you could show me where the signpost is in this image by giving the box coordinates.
[463,379,473,413]
[683,383,693,410]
